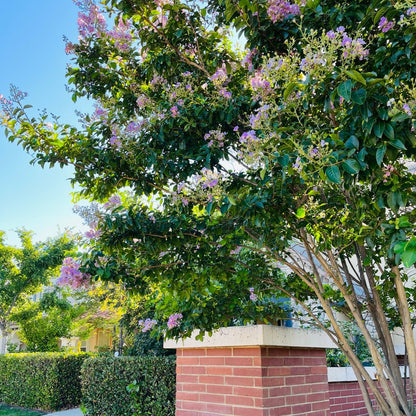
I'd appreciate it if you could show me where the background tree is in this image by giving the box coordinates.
[11,289,85,352]
[0,231,73,354]
[2,0,416,414]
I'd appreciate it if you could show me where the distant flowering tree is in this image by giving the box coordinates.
[3,0,416,414]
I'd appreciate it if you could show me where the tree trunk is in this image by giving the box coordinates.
[0,322,9,355]
[393,266,416,396]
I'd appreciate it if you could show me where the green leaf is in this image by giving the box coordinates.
[345,70,366,85]
[393,241,406,254]
[391,113,409,122]
[376,145,386,166]
[228,196,236,205]
[374,121,385,138]
[384,124,394,140]
[342,159,360,174]
[325,165,341,184]
[351,89,367,105]
[402,240,416,268]
[337,80,352,101]
[296,208,306,218]
[387,192,398,211]
[345,135,359,149]
[390,139,406,150]
[283,82,298,101]
[398,216,411,228]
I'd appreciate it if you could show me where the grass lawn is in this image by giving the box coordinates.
[0,405,44,416]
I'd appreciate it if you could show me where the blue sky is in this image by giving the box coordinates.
[0,1,91,246]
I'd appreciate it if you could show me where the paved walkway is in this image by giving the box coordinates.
[43,408,83,416]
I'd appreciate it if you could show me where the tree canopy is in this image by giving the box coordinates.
[0,231,74,353]
[2,0,416,414]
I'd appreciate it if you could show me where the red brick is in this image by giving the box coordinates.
[304,357,326,366]
[285,395,307,405]
[258,377,284,387]
[307,392,329,402]
[283,357,304,366]
[289,348,310,356]
[233,367,262,377]
[182,349,206,357]
[177,357,200,365]
[312,400,331,411]
[225,357,253,366]
[225,394,254,406]
[176,410,197,416]
[268,386,291,397]
[284,375,305,385]
[176,374,199,384]
[290,366,311,375]
[291,402,312,414]
[311,382,329,392]
[206,348,232,356]
[267,367,291,377]
[305,374,327,383]
[265,347,290,356]
[200,357,225,366]
[291,384,312,395]
[233,406,264,416]
[199,393,225,403]
[233,386,264,398]
[207,366,233,375]
[181,366,206,375]
[205,403,233,414]
[225,376,254,386]
[182,400,206,411]
[199,375,224,384]
[233,347,261,356]
[310,365,328,374]
[253,357,262,366]
[176,391,200,401]
[206,384,233,395]
[263,396,285,407]
[182,382,206,392]
[261,357,285,366]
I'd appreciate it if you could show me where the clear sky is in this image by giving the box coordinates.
[0,1,91,246]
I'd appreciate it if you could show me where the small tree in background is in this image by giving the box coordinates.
[3,0,416,414]
[0,231,74,354]
[11,289,84,352]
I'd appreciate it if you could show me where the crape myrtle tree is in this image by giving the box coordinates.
[2,0,416,413]
[0,231,74,354]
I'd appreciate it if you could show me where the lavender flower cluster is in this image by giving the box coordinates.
[167,313,183,329]
[138,318,158,332]
[57,257,91,289]
[266,0,301,24]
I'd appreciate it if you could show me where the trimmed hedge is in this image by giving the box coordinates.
[81,356,176,416]
[0,352,91,411]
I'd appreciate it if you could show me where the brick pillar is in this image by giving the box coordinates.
[165,325,335,416]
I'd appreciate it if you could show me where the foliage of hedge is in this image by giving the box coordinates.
[81,356,176,416]
[0,352,91,411]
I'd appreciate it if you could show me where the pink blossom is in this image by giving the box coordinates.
[57,257,91,289]
[267,0,301,23]
[167,313,183,329]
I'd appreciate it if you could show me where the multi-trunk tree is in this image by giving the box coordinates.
[2,0,416,414]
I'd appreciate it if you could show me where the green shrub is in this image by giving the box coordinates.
[81,356,176,416]
[0,352,91,411]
